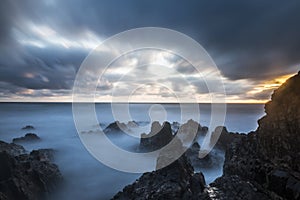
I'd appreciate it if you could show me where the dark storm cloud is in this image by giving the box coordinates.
[0,0,300,100]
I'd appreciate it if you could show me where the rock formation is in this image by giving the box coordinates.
[112,71,300,200]
[112,154,208,200]
[12,133,40,143]
[0,140,62,200]
[140,121,173,151]
[215,71,300,199]
[21,125,35,130]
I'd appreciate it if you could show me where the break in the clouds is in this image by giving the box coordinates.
[0,0,300,102]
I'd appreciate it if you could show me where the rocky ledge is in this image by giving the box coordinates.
[0,140,62,200]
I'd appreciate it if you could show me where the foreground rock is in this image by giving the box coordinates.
[12,133,40,143]
[214,71,300,199]
[0,140,62,200]
[112,154,208,200]
[185,142,225,170]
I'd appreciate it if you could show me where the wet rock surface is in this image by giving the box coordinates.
[0,140,62,200]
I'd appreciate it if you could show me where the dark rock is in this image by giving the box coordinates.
[185,142,225,170]
[140,121,173,151]
[0,140,26,156]
[210,126,244,150]
[103,121,128,134]
[208,175,280,200]
[21,125,35,130]
[112,154,207,200]
[257,72,300,172]
[175,119,203,144]
[12,133,40,143]
[0,140,62,200]
[214,72,300,199]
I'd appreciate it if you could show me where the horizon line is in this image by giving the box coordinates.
[0,101,266,104]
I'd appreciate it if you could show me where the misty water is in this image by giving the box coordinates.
[0,103,264,199]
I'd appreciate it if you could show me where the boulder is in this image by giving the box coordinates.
[12,133,40,143]
[0,140,26,156]
[0,140,62,200]
[112,154,207,200]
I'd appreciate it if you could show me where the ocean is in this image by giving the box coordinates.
[0,103,265,199]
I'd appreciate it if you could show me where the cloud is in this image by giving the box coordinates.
[1,0,300,102]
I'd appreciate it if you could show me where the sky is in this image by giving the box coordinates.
[0,0,300,103]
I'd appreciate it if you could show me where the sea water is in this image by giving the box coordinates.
[0,103,264,199]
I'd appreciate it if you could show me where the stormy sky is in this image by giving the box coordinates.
[1,0,300,102]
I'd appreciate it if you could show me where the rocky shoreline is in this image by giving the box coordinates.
[112,71,300,200]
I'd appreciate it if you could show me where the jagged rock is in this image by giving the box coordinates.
[210,126,244,150]
[21,125,35,130]
[112,154,207,200]
[12,133,40,143]
[257,72,300,172]
[0,141,26,156]
[103,121,128,134]
[140,121,173,151]
[208,175,282,200]
[175,119,203,144]
[185,142,224,169]
[215,72,300,199]
[0,140,62,200]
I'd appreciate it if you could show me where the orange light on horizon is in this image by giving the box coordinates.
[247,73,294,102]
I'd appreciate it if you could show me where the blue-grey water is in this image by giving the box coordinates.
[0,103,265,200]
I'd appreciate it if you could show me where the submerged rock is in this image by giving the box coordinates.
[21,125,35,130]
[0,140,62,200]
[12,133,40,143]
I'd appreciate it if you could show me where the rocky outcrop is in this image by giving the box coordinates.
[217,71,300,199]
[0,141,26,156]
[103,121,128,134]
[0,140,62,200]
[185,142,225,170]
[210,126,244,150]
[257,71,300,172]
[112,154,208,200]
[140,121,173,151]
[12,133,40,143]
